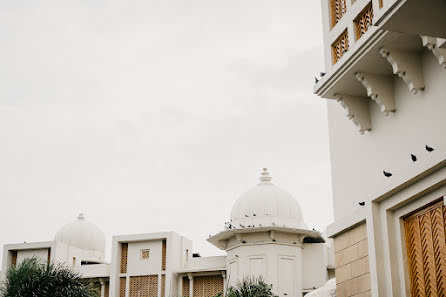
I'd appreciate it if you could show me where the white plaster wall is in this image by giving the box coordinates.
[327,51,446,221]
[226,243,303,297]
[16,248,49,264]
[127,240,162,276]
[302,243,329,290]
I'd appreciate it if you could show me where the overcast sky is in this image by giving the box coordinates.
[0,0,332,265]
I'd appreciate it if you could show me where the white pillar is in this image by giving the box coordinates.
[100,279,105,297]
[188,273,193,297]
[222,271,227,296]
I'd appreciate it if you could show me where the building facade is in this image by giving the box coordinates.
[314,0,446,296]
[2,169,334,297]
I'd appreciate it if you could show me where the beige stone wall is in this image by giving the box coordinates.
[334,223,370,297]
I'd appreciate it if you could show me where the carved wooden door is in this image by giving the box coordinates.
[404,200,446,297]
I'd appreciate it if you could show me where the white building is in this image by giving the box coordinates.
[1,169,334,297]
[314,0,446,296]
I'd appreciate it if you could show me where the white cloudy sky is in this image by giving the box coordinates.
[0,0,332,265]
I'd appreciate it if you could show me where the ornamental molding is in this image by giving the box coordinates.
[334,94,371,134]
[355,72,395,114]
[379,47,425,94]
[421,36,446,69]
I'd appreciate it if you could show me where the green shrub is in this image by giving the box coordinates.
[0,257,99,297]
[217,277,278,297]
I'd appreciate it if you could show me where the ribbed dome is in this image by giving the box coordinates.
[230,169,307,229]
[55,214,106,253]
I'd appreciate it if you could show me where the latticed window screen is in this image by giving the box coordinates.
[121,243,128,274]
[182,276,190,297]
[332,30,349,64]
[404,200,446,297]
[193,275,224,297]
[141,249,150,260]
[11,251,17,267]
[129,275,158,297]
[162,239,167,270]
[331,0,347,27]
[120,277,126,297]
[161,275,166,297]
[104,282,110,297]
[354,3,373,40]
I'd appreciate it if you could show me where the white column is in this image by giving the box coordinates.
[100,279,105,297]
[188,273,193,297]
[222,271,227,296]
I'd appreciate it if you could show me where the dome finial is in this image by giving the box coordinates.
[259,168,272,183]
[78,213,85,220]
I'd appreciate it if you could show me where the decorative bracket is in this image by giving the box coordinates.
[269,230,276,242]
[333,94,371,134]
[379,47,425,94]
[421,36,446,69]
[235,233,243,243]
[355,72,395,114]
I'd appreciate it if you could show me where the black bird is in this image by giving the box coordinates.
[240,224,245,228]
[320,72,326,77]
[359,202,365,206]
[241,240,247,244]
[245,214,249,217]
[315,77,319,84]
[284,293,288,296]
[383,170,392,177]
[235,255,239,258]
[252,213,256,216]
[292,242,297,244]
[426,145,434,152]
[411,154,417,162]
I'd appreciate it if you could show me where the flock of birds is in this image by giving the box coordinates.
[358,145,436,206]
[314,72,326,84]
[382,145,434,178]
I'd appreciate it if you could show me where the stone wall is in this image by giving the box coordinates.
[334,223,370,297]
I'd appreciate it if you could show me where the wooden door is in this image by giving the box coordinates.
[404,200,446,297]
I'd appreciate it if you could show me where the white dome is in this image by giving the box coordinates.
[230,169,307,229]
[55,214,106,253]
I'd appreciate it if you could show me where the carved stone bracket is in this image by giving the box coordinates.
[421,36,446,69]
[334,94,371,134]
[379,47,425,94]
[355,72,395,114]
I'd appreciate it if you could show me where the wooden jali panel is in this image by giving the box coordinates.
[121,243,128,274]
[355,3,374,40]
[161,275,166,297]
[120,277,126,297]
[332,30,349,64]
[182,276,190,297]
[404,201,446,297]
[129,275,158,297]
[193,275,224,297]
[162,239,167,271]
[331,0,347,27]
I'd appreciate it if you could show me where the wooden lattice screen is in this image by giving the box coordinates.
[162,239,167,271]
[121,243,128,274]
[355,3,373,40]
[193,275,224,297]
[120,277,126,297]
[331,0,347,27]
[161,275,166,297]
[404,200,446,297]
[129,275,158,297]
[11,251,17,267]
[183,276,190,297]
[332,30,349,64]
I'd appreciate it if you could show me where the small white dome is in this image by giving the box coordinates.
[55,214,106,253]
[230,169,307,229]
